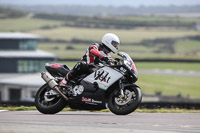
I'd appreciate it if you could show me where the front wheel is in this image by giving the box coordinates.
[35,84,67,114]
[108,86,142,115]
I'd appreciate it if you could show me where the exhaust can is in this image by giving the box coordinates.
[41,72,58,89]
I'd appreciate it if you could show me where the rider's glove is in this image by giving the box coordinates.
[115,58,120,62]
[101,56,109,63]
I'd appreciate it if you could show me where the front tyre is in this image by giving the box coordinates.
[108,86,142,115]
[35,84,67,114]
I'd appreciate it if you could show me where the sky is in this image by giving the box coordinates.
[1,0,200,7]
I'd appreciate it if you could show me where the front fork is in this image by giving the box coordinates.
[119,79,125,97]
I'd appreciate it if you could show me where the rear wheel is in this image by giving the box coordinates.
[35,84,67,114]
[108,86,142,115]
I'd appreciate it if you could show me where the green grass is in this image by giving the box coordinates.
[38,43,156,59]
[175,40,200,53]
[0,106,36,111]
[38,43,88,59]
[38,42,200,59]
[1,17,200,59]
[114,15,200,23]
[1,106,200,113]
[58,61,77,69]
[31,26,200,43]
[136,62,200,71]
[137,74,200,98]
[173,40,200,59]
[0,18,64,32]
[0,17,199,43]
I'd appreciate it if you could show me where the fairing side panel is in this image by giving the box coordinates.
[68,88,107,110]
[83,66,123,90]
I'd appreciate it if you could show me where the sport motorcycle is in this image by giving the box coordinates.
[35,52,142,115]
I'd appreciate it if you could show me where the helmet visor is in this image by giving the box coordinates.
[111,41,119,50]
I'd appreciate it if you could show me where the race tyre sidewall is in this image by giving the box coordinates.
[35,84,67,114]
[108,86,142,115]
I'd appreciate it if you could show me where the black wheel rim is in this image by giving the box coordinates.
[37,85,62,108]
[112,88,137,110]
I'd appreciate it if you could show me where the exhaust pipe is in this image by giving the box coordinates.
[41,72,58,88]
[41,72,68,101]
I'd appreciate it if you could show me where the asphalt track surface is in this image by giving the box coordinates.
[0,111,200,133]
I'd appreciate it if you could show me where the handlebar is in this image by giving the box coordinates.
[91,57,121,67]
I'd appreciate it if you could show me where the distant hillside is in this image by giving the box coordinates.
[0,7,27,18]
[1,5,200,16]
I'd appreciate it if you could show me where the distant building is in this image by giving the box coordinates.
[0,32,57,73]
[0,73,44,102]
[0,32,57,102]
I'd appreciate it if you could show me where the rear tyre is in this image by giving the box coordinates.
[108,86,142,115]
[35,84,67,114]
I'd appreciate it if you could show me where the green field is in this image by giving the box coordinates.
[114,15,200,23]
[137,74,200,98]
[38,43,158,59]
[38,43,88,59]
[1,16,200,59]
[38,41,200,59]
[31,26,200,43]
[136,62,200,71]
[0,18,64,32]
[175,40,200,53]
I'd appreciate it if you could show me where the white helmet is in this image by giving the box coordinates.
[101,33,120,53]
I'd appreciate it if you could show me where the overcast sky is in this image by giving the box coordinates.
[1,0,200,7]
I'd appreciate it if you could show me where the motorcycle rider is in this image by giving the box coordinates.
[60,33,120,89]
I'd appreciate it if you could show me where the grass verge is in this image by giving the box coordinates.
[0,106,200,113]
[0,106,36,111]
[137,74,200,98]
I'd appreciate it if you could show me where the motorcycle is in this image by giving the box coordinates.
[35,52,142,115]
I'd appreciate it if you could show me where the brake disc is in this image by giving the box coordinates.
[44,90,58,101]
[114,90,132,106]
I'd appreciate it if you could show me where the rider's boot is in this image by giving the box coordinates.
[60,77,69,88]
[59,78,73,96]
[59,73,74,96]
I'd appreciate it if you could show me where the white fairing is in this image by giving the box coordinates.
[83,66,123,90]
